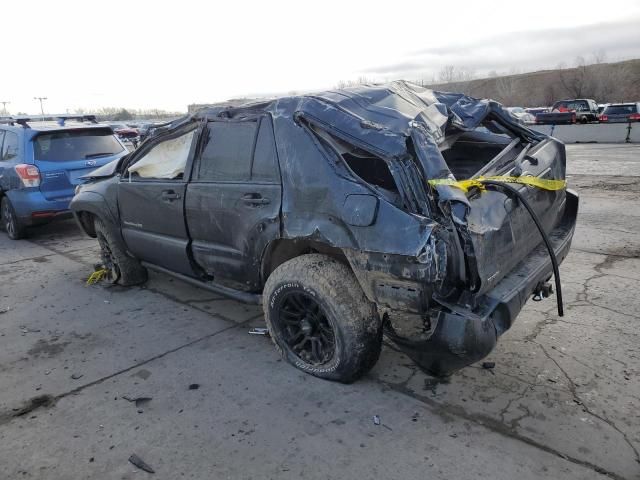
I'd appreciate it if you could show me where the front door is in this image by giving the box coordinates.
[118,126,198,276]
[185,115,282,291]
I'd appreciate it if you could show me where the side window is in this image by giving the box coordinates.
[0,131,5,160]
[195,121,257,182]
[127,129,196,179]
[251,117,279,182]
[1,132,19,161]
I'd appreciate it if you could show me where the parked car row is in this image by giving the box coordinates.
[513,100,640,125]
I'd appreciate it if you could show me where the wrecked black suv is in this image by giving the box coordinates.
[71,81,578,382]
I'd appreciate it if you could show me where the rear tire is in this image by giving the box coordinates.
[94,218,147,286]
[1,197,26,240]
[263,254,382,383]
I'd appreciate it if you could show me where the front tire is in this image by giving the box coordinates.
[1,197,26,240]
[263,254,382,383]
[94,218,147,286]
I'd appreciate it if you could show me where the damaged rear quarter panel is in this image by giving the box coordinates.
[271,99,437,257]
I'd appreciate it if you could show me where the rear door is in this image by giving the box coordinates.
[33,128,126,201]
[118,126,199,275]
[185,115,282,291]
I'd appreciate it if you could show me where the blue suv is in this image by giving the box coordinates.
[0,115,127,239]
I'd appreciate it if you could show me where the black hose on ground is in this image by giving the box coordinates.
[479,180,564,317]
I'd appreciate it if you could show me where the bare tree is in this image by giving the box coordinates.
[592,50,607,64]
[495,76,518,105]
[438,65,458,83]
[438,65,475,84]
[559,56,591,98]
[335,76,374,89]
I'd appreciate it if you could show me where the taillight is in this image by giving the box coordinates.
[599,115,608,122]
[629,113,640,121]
[15,164,41,187]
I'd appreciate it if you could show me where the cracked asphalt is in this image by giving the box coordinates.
[0,144,638,480]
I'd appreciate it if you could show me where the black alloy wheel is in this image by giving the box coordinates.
[277,291,336,365]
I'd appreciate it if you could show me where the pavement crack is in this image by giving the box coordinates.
[0,315,261,429]
[534,342,640,466]
[374,376,626,480]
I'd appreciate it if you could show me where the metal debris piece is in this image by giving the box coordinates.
[188,383,200,390]
[122,395,152,409]
[481,361,495,370]
[71,373,83,380]
[248,327,269,335]
[373,415,381,426]
[128,454,155,473]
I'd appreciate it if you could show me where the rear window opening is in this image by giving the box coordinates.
[440,124,532,180]
[34,128,124,161]
[309,125,399,195]
[342,148,398,192]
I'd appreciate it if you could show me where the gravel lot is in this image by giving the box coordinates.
[0,144,638,480]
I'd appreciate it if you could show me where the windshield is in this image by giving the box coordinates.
[34,128,124,161]
[604,104,637,115]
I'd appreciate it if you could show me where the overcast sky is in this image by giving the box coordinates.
[3,0,640,114]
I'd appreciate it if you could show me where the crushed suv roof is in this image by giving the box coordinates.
[188,81,542,148]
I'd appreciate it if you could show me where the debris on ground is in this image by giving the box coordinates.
[122,395,152,412]
[248,327,269,336]
[86,268,108,286]
[70,373,83,380]
[128,454,155,473]
[188,384,200,390]
[20,326,41,333]
[373,415,381,425]
[482,361,496,370]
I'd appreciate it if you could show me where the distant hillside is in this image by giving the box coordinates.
[425,59,640,107]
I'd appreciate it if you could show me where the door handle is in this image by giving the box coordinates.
[241,193,270,206]
[161,190,181,201]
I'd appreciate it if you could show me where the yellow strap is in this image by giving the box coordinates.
[86,268,108,285]
[428,176,566,193]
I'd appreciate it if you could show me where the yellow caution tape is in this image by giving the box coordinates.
[428,176,566,193]
[86,268,108,285]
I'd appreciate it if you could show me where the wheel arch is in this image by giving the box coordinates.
[260,238,351,286]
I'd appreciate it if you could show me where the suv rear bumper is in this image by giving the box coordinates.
[352,189,579,376]
[5,189,72,226]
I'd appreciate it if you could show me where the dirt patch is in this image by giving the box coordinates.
[27,338,71,357]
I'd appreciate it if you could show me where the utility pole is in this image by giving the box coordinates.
[0,101,9,115]
[34,96,47,115]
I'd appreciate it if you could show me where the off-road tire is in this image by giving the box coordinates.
[1,197,26,240]
[94,218,147,286]
[263,254,382,383]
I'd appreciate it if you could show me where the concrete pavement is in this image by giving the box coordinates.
[0,144,638,479]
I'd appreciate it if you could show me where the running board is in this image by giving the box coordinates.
[141,262,263,305]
